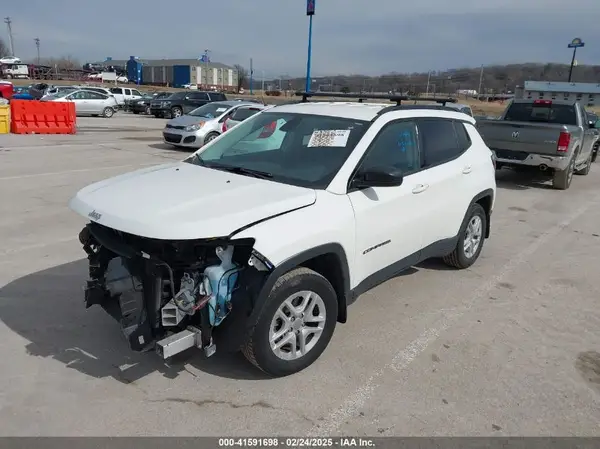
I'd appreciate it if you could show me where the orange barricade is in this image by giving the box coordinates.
[10,100,76,134]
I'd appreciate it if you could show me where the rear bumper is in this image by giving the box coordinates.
[492,149,570,171]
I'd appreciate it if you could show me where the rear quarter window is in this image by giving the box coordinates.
[504,102,577,125]
[231,107,262,121]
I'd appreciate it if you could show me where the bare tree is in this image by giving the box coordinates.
[0,38,9,58]
[234,64,248,91]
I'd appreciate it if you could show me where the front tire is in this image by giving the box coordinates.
[171,107,183,118]
[204,132,219,144]
[591,143,598,163]
[242,267,338,377]
[443,203,486,269]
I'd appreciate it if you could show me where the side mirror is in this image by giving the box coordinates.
[351,167,404,189]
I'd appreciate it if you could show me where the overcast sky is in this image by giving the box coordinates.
[3,0,599,77]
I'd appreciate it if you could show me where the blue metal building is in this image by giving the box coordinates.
[126,56,143,85]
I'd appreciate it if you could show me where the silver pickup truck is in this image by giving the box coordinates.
[477,99,600,190]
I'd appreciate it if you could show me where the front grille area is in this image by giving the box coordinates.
[163,133,182,143]
[165,124,186,130]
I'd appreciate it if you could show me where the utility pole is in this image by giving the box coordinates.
[425,71,431,97]
[34,38,40,65]
[249,58,253,95]
[204,49,210,89]
[477,65,484,101]
[4,17,15,56]
[261,70,265,92]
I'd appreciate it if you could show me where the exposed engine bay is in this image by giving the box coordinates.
[79,222,272,359]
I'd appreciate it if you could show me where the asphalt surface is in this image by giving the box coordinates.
[1,113,600,436]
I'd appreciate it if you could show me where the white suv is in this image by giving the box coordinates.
[68,93,496,377]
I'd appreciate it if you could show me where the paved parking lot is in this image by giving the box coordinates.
[1,114,600,436]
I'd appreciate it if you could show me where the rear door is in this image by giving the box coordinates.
[86,91,109,114]
[414,118,475,247]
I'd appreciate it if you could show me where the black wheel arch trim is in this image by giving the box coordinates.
[246,243,351,329]
[469,188,494,238]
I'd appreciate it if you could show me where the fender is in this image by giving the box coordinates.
[246,243,351,329]
[469,188,494,238]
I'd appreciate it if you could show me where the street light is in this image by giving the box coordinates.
[567,38,584,83]
[305,0,315,93]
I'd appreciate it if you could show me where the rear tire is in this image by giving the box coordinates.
[443,203,487,269]
[576,152,593,176]
[102,107,114,118]
[552,155,575,189]
[241,267,338,377]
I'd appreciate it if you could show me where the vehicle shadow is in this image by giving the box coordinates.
[0,259,272,384]
[495,168,555,191]
[147,143,193,152]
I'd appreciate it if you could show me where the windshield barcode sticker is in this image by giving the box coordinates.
[308,129,351,147]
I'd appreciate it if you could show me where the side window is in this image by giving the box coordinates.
[417,118,462,167]
[110,88,123,94]
[453,122,471,151]
[191,92,209,100]
[87,92,106,100]
[124,89,131,95]
[359,121,421,174]
[131,90,141,96]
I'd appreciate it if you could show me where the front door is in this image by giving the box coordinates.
[347,119,427,286]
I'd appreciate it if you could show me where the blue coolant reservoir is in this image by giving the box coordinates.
[203,246,240,326]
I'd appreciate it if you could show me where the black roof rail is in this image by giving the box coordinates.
[294,91,457,106]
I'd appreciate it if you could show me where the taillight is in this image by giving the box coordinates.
[222,119,228,132]
[533,99,552,105]
[557,132,570,152]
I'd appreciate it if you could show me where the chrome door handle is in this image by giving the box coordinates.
[412,184,429,194]
[462,166,472,174]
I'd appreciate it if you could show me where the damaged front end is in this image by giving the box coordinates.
[79,222,272,359]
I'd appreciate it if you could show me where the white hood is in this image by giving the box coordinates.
[69,162,316,240]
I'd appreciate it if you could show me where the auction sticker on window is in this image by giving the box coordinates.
[307,129,351,147]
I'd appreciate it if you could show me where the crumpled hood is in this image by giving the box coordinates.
[68,162,316,240]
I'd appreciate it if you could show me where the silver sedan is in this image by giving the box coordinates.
[42,89,118,118]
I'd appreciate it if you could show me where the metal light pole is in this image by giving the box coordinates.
[567,38,584,83]
[249,58,254,95]
[305,0,315,93]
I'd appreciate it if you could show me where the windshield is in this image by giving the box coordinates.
[185,111,370,189]
[189,102,232,118]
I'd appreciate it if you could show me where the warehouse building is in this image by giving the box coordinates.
[520,80,600,106]
[91,57,239,90]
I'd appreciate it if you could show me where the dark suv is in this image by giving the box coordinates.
[149,91,227,118]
